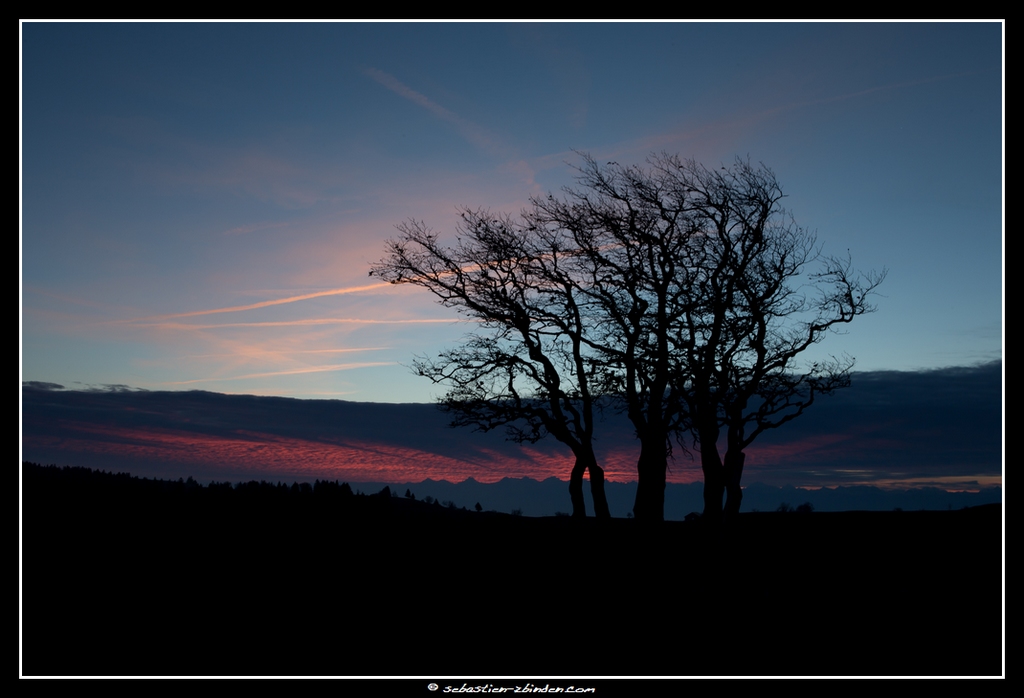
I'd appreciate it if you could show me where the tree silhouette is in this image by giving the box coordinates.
[373,152,882,521]
[657,158,885,519]
[534,154,883,519]
[528,154,707,520]
[371,209,611,518]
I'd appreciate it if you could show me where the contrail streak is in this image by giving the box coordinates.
[137,317,460,330]
[133,283,390,322]
[166,362,395,384]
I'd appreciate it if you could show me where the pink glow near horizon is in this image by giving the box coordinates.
[25,422,695,484]
[25,420,996,490]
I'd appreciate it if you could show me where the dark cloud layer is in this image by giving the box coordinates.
[22,381,64,391]
[22,361,1002,496]
[740,361,1002,486]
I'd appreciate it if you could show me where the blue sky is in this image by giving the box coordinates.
[21,21,1003,403]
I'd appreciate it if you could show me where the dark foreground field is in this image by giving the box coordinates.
[22,464,1002,677]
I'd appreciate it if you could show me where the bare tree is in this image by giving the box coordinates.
[663,158,885,519]
[529,154,883,520]
[369,209,611,518]
[527,156,704,521]
[372,153,882,523]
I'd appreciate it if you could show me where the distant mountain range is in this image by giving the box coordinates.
[354,476,1002,519]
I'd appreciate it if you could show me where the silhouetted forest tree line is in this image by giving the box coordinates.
[22,462,488,519]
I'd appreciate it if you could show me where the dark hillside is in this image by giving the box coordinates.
[22,464,1001,677]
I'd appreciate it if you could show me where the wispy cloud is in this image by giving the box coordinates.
[744,70,981,122]
[165,362,395,384]
[256,347,390,355]
[97,115,349,210]
[565,70,989,172]
[176,343,387,356]
[133,283,390,321]
[135,317,459,331]
[221,220,294,237]
[364,67,508,157]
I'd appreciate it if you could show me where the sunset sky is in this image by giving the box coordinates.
[21,21,1003,404]
[21,363,1002,497]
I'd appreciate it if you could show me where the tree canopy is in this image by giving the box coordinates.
[370,208,611,518]
[372,153,884,520]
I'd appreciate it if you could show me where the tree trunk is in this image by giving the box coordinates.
[632,438,667,521]
[700,443,725,521]
[582,448,612,519]
[723,449,745,517]
[568,456,588,518]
